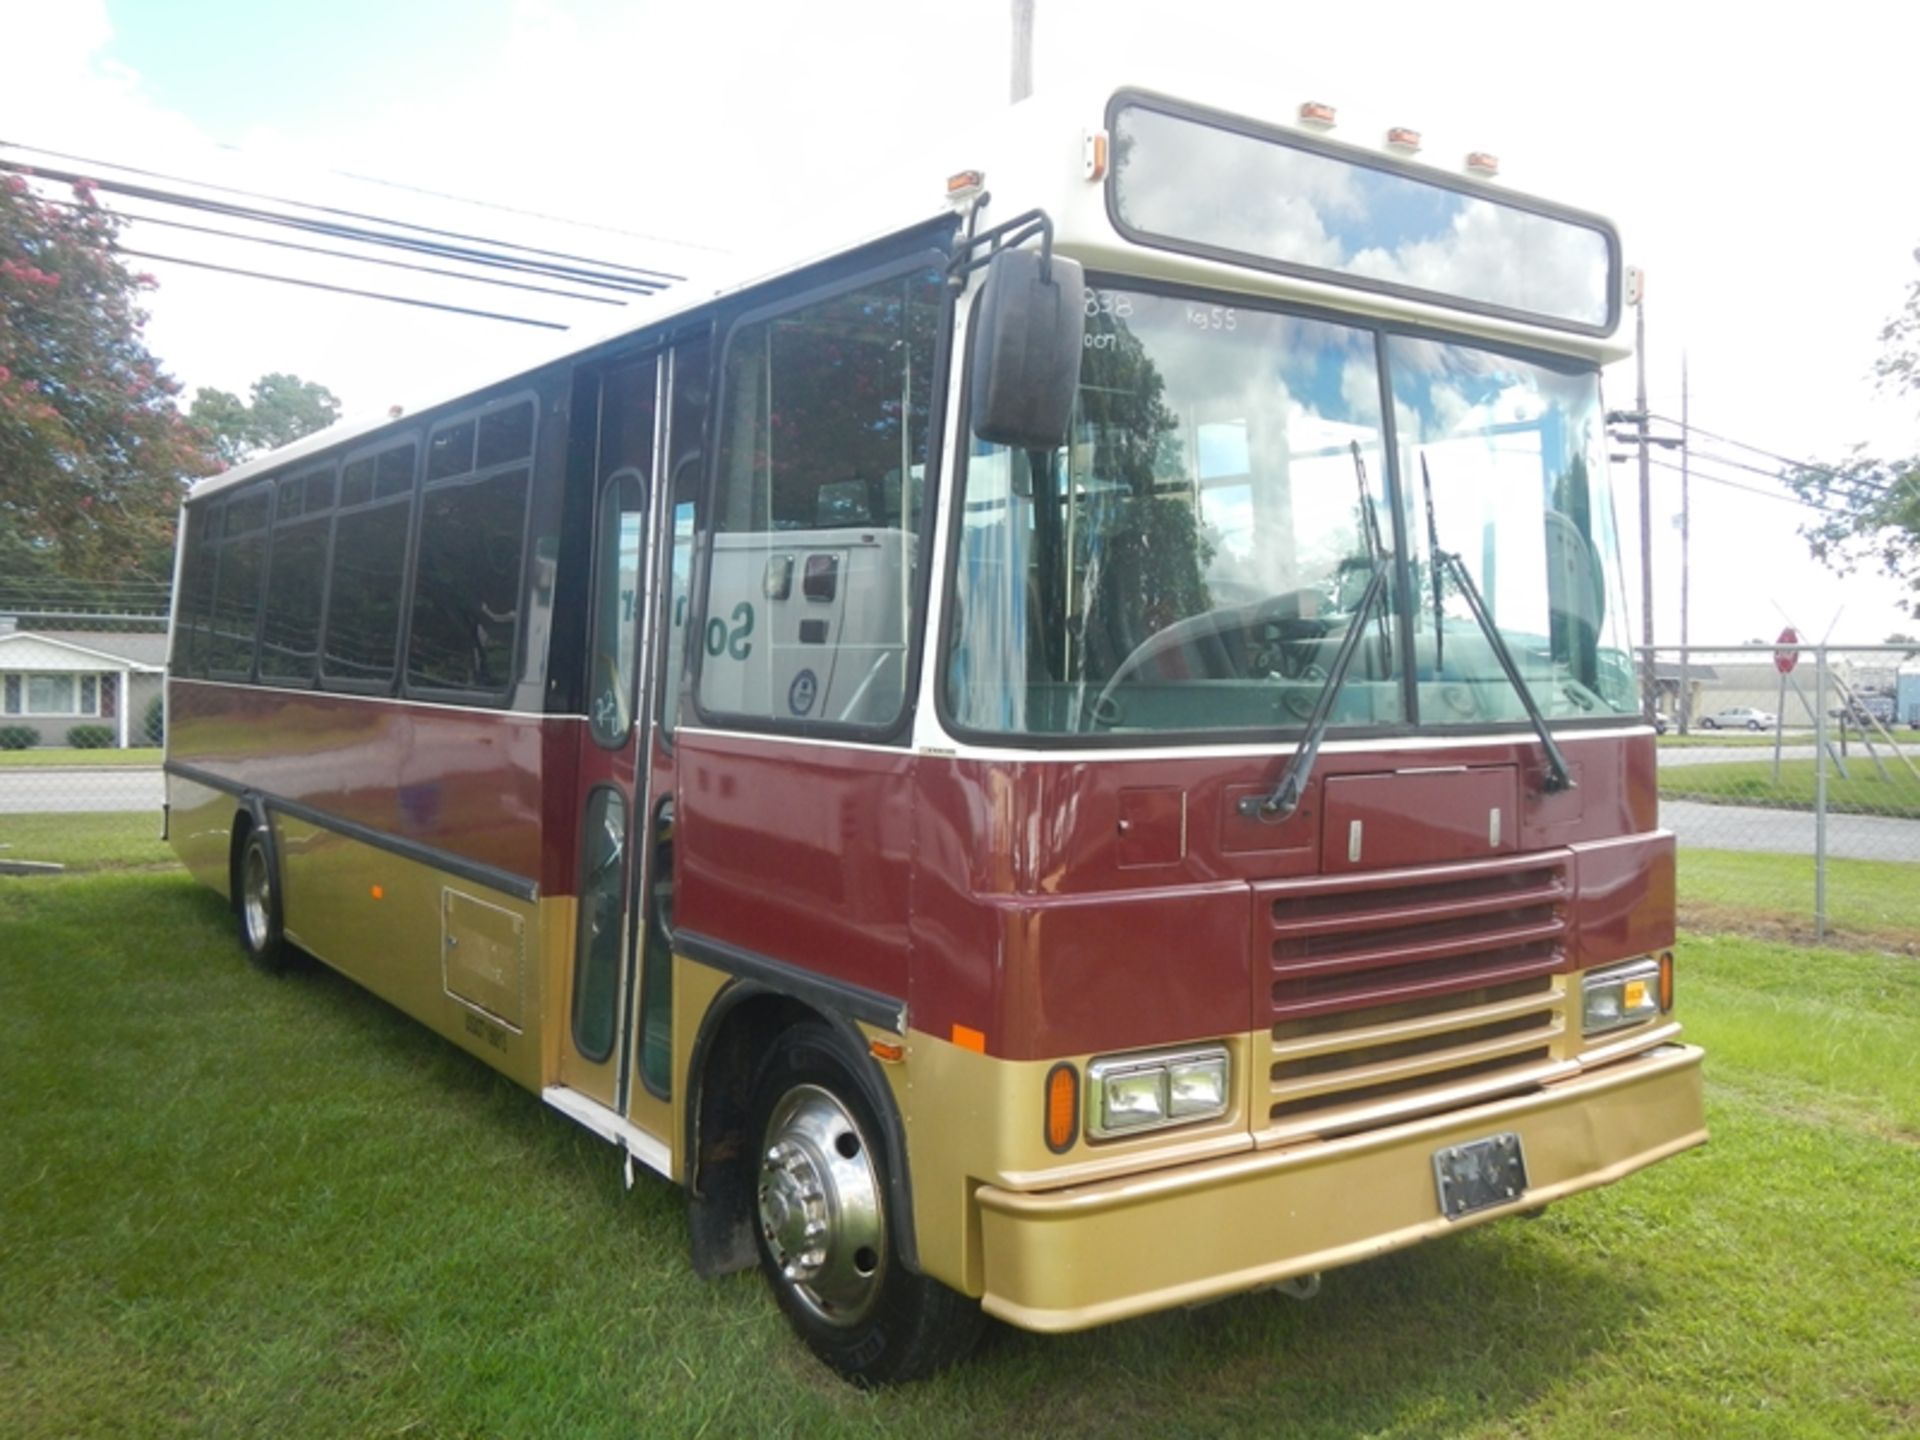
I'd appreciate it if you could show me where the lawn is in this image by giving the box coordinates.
[1657,731,1805,749]
[3,851,1917,1436]
[1660,756,1920,820]
[1680,847,1920,952]
[0,746,162,768]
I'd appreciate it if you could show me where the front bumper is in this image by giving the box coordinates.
[974,1042,1705,1331]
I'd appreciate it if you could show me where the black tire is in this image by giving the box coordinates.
[749,1022,983,1386]
[236,824,301,975]
[1700,717,1718,729]
[1747,720,1763,731]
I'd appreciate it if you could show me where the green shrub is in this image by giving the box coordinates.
[0,725,36,750]
[143,694,165,747]
[66,724,115,750]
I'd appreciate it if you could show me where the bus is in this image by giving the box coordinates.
[164,82,1706,1385]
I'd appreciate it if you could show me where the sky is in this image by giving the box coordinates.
[3,0,1917,645]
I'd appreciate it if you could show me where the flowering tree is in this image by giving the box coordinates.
[0,173,214,582]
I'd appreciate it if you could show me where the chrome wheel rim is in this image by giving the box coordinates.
[757,1083,886,1327]
[242,844,271,952]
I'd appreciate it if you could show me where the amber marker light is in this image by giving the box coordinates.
[1045,1063,1080,1153]
[1659,951,1675,1012]
[1082,129,1108,181]
[869,1038,905,1064]
[1299,100,1336,128]
[370,884,384,900]
[1466,151,1500,177]
[951,1023,987,1054]
[945,169,985,203]
[1386,126,1422,153]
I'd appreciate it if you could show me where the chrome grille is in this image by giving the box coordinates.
[1255,852,1576,1142]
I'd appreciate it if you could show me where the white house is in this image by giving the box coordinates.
[0,626,168,749]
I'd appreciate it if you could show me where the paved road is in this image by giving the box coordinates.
[1659,744,1818,768]
[1661,798,1920,863]
[0,768,163,816]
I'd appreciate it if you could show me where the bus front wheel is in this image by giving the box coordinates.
[748,1022,982,1386]
[236,825,299,975]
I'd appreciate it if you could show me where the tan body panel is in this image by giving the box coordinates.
[972,1043,1704,1331]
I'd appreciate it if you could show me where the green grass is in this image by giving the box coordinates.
[0,811,172,870]
[0,745,162,767]
[1661,756,1920,819]
[1680,847,1920,952]
[1657,731,1804,749]
[4,867,1918,1436]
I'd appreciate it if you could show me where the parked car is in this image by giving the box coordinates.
[1699,706,1777,731]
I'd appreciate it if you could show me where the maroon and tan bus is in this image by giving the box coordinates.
[165,84,1705,1384]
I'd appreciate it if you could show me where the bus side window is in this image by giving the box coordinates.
[406,399,535,700]
[659,333,710,737]
[695,266,941,732]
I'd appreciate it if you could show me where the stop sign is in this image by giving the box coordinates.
[1775,626,1801,674]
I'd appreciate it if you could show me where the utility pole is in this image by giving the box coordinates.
[1010,0,1035,103]
[1634,277,1654,719]
[1678,354,1691,733]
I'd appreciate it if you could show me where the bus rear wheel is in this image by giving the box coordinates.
[749,1022,983,1386]
[237,826,300,975]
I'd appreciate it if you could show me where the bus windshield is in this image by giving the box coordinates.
[944,284,1636,740]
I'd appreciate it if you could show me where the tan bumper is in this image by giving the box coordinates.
[974,1043,1706,1332]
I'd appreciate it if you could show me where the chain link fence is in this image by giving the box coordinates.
[6,616,1916,950]
[1649,642,1920,949]
[0,613,169,841]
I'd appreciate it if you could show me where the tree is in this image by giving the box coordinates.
[0,174,214,581]
[1785,262,1920,618]
[188,372,341,467]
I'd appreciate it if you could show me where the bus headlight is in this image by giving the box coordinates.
[1582,958,1663,1036]
[1087,1045,1230,1138]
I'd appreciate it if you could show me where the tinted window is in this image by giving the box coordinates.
[205,485,271,676]
[171,504,219,676]
[322,441,416,685]
[406,398,535,697]
[697,268,940,729]
[588,361,655,747]
[659,333,711,736]
[259,466,335,684]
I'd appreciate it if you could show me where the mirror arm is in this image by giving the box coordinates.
[949,208,1056,283]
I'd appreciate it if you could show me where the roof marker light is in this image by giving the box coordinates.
[1298,101,1336,129]
[945,169,985,205]
[1082,129,1109,182]
[1386,127,1422,153]
[1465,151,1500,177]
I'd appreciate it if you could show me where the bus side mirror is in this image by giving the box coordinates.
[970,247,1085,450]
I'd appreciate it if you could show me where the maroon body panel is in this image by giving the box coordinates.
[668,728,1663,1062]
[170,679,575,895]
[179,674,1666,1066]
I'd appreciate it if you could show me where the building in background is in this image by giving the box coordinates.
[0,620,167,748]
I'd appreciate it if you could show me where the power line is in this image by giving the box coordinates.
[0,142,686,284]
[1647,410,1901,498]
[116,249,569,330]
[1645,455,1850,516]
[4,159,669,298]
[38,197,626,308]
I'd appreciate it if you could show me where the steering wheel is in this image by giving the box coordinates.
[1085,597,1329,731]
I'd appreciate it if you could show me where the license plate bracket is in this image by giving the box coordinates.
[1432,1132,1528,1220]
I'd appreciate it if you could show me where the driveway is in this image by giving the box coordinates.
[0,767,163,816]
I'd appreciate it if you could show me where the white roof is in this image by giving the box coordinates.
[0,632,166,672]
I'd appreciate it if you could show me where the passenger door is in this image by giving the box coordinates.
[558,355,661,1112]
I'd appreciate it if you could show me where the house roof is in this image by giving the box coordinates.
[0,630,167,672]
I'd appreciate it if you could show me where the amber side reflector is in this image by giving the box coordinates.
[952,1024,987,1054]
[869,1038,905,1064]
[1045,1063,1079,1153]
[370,884,384,900]
[1659,951,1675,1012]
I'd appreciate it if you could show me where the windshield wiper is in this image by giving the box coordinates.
[1351,441,1392,673]
[1237,560,1391,822]
[1419,453,1574,794]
